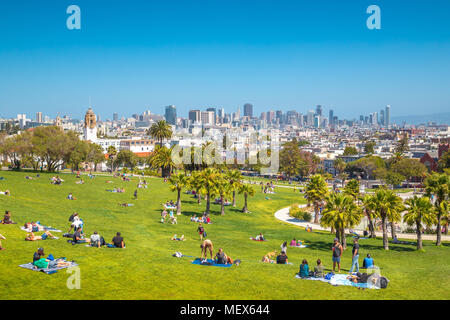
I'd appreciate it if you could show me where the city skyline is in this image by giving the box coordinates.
[0,0,449,120]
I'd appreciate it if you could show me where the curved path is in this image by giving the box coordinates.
[274,205,450,242]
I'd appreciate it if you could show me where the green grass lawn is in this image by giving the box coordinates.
[0,170,449,300]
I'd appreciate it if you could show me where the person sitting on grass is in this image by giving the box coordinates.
[90,231,104,247]
[110,232,125,248]
[67,193,76,200]
[200,239,214,261]
[26,231,58,241]
[281,241,288,253]
[215,248,233,264]
[75,179,84,184]
[363,254,374,269]
[161,209,167,223]
[314,259,325,278]
[255,233,265,241]
[190,214,199,222]
[1,210,15,224]
[299,259,310,278]
[290,238,297,246]
[276,251,288,264]
[171,234,185,241]
[0,233,6,250]
[72,228,90,244]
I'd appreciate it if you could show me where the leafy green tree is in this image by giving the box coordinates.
[226,169,242,207]
[67,140,90,171]
[360,194,377,238]
[106,146,118,172]
[147,120,172,147]
[305,174,329,223]
[87,143,105,171]
[438,150,450,172]
[368,189,404,250]
[343,146,358,155]
[198,168,220,214]
[239,183,255,213]
[346,156,386,180]
[213,173,232,215]
[188,171,204,204]
[279,139,317,178]
[391,158,427,182]
[115,150,138,170]
[424,173,450,246]
[364,141,376,154]
[147,146,176,177]
[404,196,436,250]
[395,134,409,155]
[343,179,359,199]
[169,173,188,215]
[321,192,362,249]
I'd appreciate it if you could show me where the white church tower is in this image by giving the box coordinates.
[83,108,97,142]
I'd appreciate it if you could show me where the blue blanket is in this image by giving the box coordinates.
[191,258,232,268]
[295,273,379,289]
[19,259,78,274]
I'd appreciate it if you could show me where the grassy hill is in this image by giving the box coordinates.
[0,171,449,299]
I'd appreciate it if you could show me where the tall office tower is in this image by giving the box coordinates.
[218,108,225,119]
[260,112,267,122]
[17,114,27,129]
[333,116,338,125]
[201,111,215,125]
[314,115,320,128]
[188,110,201,123]
[307,110,315,126]
[267,110,275,123]
[316,105,323,117]
[36,112,43,123]
[206,107,216,124]
[385,105,390,126]
[235,107,241,120]
[243,103,253,118]
[132,114,140,120]
[329,110,334,126]
[359,115,364,122]
[380,110,385,126]
[276,110,283,124]
[364,116,369,124]
[165,105,177,125]
[113,113,118,121]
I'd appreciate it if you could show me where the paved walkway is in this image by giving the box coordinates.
[274,205,450,242]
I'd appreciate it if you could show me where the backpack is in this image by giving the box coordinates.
[379,276,389,289]
[325,272,334,281]
[203,231,207,237]
[173,252,183,258]
[359,273,369,283]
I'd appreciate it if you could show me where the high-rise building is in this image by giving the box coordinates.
[206,107,216,124]
[380,110,385,126]
[113,113,118,121]
[307,110,315,126]
[329,110,334,126]
[201,111,215,125]
[276,110,283,124]
[188,110,201,123]
[314,115,320,128]
[36,112,43,123]
[243,103,253,118]
[165,105,177,125]
[385,105,391,126]
[267,110,275,123]
[316,105,323,117]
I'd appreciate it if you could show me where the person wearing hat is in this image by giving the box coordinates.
[331,238,343,272]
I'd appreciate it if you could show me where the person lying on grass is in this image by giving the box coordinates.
[0,233,6,250]
[24,222,46,232]
[0,190,11,196]
[1,210,16,224]
[200,239,214,260]
[33,256,72,269]
[262,251,278,263]
[110,232,125,248]
[75,179,84,184]
[255,233,265,241]
[26,231,58,241]
[171,234,185,241]
[276,251,288,264]
[118,203,134,207]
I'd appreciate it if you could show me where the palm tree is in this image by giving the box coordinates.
[321,192,361,249]
[344,179,360,200]
[226,169,242,207]
[168,173,188,215]
[188,171,204,204]
[239,183,256,213]
[199,168,220,215]
[305,174,329,223]
[213,173,231,215]
[147,146,176,178]
[424,173,450,246]
[360,194,377,238]
[404,196,436,250]
[369,189,404,250]
[106,146,117,172]
[148,120,172,147]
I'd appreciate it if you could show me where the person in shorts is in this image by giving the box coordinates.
[332,238,343,272]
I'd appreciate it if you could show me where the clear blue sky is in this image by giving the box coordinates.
[0,0,449,120]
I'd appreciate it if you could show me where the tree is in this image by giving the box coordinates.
[115,150,138,170]
[87,143,105,171]
[168,173,188,215]
[346,156,385,180]
[369,189,404,250]
[239,183,255,213]
[364,141,376,154]
[213,173,231,215]
[360,194,377,238]
[391,158,427,182]
[67,140,90,171]
[438,150,450,172]
[334,158,346,178]
[395,134,409,155]
[424,173,450,246]
[404,196,436,250]
[147,146,176,177]
[343,146,358,155]
[343,179,359,199]
[147,120,172,147]
[226,169,242,207]
[279,139,317,178]
[321,192,362,249]
[305,174,329,223]
[198,168,220,215]
[106,146,118,172]
[188,171,204,204]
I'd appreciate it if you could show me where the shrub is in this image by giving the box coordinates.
[289,204,312,222]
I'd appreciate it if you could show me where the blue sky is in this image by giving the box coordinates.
[0,0,449,120]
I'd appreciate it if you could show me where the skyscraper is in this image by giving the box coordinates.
[316,105,322,117]
[189,110,201,123]
[36,112,43,123]
[380,110,385,126]
[113,113,118,121]
[385,105,390,126]
[243,103,253,118]
[206,107,216,124]
[165,105,177,125]
[329,109,334,126]
[276,110,283,124]
[267,110,275,123]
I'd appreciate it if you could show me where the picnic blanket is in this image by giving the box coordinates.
[191,258,233,268]
[21,224,62,233]
[289,244,309,248]
[19,259,77,274]
[250,237,267,241]
[164,206,177,210]
[295,273,379,289]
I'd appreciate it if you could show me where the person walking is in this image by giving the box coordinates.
[349,238,360,273]
[332,238,343,272]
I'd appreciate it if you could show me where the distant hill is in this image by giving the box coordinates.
[391,112,450,125]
